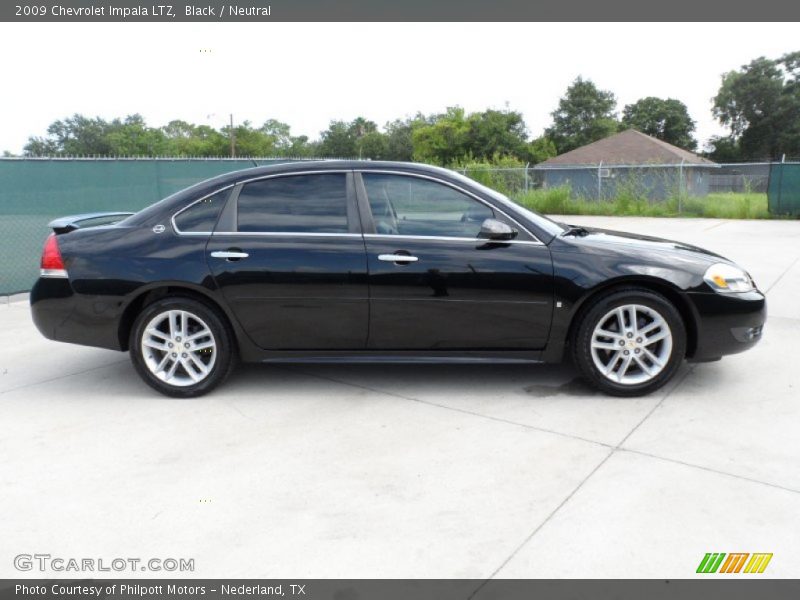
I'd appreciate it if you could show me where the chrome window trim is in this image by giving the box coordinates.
[356,169,543,244]
[363,234,544,246]
[211,231,364,238]
[172,169,544,245]
[235,169,351,186]
[171,184,236,236]
[207,232,541,244]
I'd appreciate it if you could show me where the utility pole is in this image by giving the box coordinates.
[230,113,235,158]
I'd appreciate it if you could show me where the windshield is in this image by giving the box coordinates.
[446,170,568,237]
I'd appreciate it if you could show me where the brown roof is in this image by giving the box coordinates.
[537,129,716,167]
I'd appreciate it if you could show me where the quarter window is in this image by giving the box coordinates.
[237,174,348,233]
[173,189,228,233]
[362,173,493,238]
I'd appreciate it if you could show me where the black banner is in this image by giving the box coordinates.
[2,0,800,22]
[2,580,800,600]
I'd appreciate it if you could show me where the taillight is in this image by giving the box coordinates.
[40,233,68,278]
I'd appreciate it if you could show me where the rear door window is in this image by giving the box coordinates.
[237,174,349,233]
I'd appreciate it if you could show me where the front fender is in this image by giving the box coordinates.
[541,243,706,363]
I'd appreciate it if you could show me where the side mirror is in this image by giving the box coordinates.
[479,218,518,241]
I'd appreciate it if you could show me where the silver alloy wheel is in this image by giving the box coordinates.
[590,304,673,385]
[140,309,217,387]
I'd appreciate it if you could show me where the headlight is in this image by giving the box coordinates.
[703,263,755,293]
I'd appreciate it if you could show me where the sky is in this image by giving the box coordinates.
[0,22,797,155]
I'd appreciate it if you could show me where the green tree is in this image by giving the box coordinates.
[20,104,585,163]
[411,107,532,164]
[259,119,293,151]
[384,115,428,161]
[189,125,229,156]
[350,117,378,138]
[25,114,115,156]
[358,131,388,159]
[318,117,385,158]
[227,120,279,156]
[705,135,743,162]
[465,109,529,160]
[106,114,168,156]
[161,120,228,156]
[621,97,697,150]
[22,136,59,156]
[319,120,356,157]
[412,107,471,164]
[162,119,198,155]
[524,136,558,164]
[712,52,800,159]
[350,117,383,159]
[545,77,619,154]
[285,135,317,157]
[319,120,352,157]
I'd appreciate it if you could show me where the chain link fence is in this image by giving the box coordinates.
[456,162,787,198]
[454,166,536,196]
[709,163,771,193]
[1,158,798,296]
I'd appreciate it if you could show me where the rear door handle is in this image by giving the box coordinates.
[378,254,418,263]
[211,250,249,260]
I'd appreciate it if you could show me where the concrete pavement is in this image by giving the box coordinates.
[1,216,798,580]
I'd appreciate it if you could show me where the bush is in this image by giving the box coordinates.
[514,188,774,219]
[519,186,572,214]
[452,155,529,196]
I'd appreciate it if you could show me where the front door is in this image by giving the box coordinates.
[207,171,369,350]
[357,172,553,350]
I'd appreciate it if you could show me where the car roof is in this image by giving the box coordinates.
[210,160,457,185]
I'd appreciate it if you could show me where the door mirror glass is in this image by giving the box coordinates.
[479,218,517,241]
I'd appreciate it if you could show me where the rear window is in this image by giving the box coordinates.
[237,174,348,233]
[173,189,229,233]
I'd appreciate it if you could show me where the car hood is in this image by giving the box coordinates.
[560,225,729,263]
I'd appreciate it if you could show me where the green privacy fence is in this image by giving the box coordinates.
[768,163,800,216]
[0,158,309,295]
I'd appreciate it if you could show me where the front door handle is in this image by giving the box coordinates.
[211,250,249,261]
[378,254,419,263]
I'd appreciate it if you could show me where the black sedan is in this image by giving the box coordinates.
[31,161,766,397]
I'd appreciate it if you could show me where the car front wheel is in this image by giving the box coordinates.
[130,297,235,398]
[572,288,687,396]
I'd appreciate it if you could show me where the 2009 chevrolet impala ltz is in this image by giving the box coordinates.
[30,161,766,397]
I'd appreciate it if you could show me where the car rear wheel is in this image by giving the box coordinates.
[130,297,235,397]
[572,288,686,396]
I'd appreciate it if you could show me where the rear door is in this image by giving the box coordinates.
[206,171,369,350]
[357,171,554,350]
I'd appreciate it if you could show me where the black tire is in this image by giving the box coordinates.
[571,287,686,397]
[129,296,236,398]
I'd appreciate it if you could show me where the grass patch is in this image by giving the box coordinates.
[514,187,775,219]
